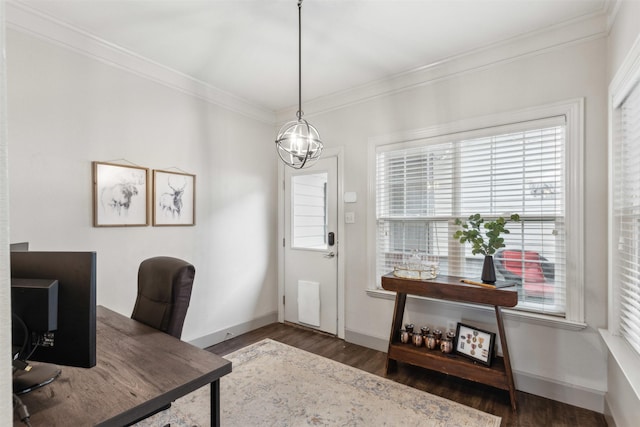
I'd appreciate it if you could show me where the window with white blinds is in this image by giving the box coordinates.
[612,80,640,356]
[375,117,570,315]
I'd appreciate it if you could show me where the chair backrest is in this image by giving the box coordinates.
[495,249,552,283]
[131,256,195,339]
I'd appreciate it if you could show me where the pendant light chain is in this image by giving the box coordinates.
[297,0,302,120]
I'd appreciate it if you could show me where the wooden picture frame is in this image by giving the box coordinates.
[454,323,496,366]
[152,170,196,226]
[92,162,149,227]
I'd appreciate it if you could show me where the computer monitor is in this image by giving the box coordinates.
[11,278,59,356]
[11,251,97,369]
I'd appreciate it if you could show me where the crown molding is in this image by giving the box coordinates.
[605,0,621,33]
[4,1,276,125]
[277,8,608,122]
[4,1,608,127]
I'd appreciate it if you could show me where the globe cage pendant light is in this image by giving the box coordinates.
[275,0,323,169]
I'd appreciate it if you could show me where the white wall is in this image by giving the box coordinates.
[1,2,15,425]
[604,1,640,426]
[302,35,609,411]
[607,0,640,79]
[5,28,279,345]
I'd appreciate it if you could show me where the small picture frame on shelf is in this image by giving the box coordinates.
[454,323,496,366]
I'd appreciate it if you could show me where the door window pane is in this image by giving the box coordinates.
[292,173,327,249]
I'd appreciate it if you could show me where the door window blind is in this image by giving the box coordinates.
[613,80,640,355]
[376,119,566,315]
[292,173,328,249]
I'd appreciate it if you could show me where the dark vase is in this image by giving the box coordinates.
[481,255,497,283]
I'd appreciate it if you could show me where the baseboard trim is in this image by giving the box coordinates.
[344,328,605,413]
[603,396,617,427]
[188,311,278,349]
[345,328,389,353]
[513,369,605,413]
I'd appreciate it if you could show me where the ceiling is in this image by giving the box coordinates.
[11,0,609,112]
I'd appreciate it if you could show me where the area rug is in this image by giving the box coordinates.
[134,338,501,426]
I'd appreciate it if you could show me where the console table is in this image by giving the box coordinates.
[13,306,232,426]
[381,272,518,410]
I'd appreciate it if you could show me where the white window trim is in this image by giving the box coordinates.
[606,33,640,399]
[608,33,640,339]
[367,99,585,324]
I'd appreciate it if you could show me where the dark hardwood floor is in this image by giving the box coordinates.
[206,322,607,427]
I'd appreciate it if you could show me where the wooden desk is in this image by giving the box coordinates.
[14,306,232,426]
[381,273,518,410]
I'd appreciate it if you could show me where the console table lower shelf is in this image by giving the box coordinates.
[387,343,511,392]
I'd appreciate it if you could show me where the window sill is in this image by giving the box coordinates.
[366,288,587,331]
[599,329,640,400]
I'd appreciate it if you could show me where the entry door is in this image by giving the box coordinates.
[284,156,338,335]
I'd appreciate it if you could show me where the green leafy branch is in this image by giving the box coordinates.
[453,213,520,256]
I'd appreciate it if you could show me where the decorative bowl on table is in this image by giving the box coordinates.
[393,254,439,280]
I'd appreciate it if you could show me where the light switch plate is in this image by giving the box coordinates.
[345,212,355,223]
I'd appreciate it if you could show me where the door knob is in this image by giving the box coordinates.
[324,252,335,259]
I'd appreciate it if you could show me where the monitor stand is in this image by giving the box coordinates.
[13,363,61,395]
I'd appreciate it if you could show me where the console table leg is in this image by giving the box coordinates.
[210,380,220,427]
[495,306,517,411]
[385,292,407,374]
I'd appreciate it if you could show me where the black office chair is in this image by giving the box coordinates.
[131,256,195,339]
[128,256,195,426]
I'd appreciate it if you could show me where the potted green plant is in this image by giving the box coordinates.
[453,213,520,283]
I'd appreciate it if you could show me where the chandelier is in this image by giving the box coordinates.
[275,0,323,169]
